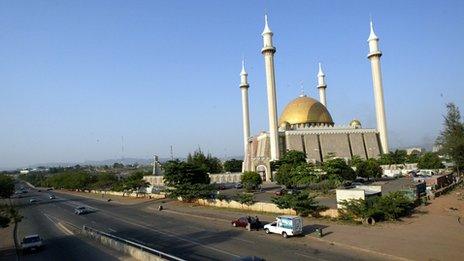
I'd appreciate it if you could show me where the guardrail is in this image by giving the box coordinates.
[82,225,185,261]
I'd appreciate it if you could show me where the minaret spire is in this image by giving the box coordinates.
[261,14,280,168]
[239,59,251,169]
[367,19,389,154]
[317,63,327,107]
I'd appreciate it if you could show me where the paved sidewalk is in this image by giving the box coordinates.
[0,224,17,261]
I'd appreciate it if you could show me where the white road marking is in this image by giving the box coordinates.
[97,210,240,258]
[295,252,329,261]
[231,237,254,244]
[43,213,74,235]
[108,228,117,233]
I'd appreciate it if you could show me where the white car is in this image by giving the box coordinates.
[74,206,89,215]
[21,234,43,252]
[264,216,303,238]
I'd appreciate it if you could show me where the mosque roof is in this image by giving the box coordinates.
[279,95,334,126]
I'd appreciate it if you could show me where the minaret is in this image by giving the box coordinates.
[261,14,280,161]
[317,63,327,107]
[240,60,251,158]
[367,20,389,154]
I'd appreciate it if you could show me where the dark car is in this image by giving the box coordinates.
[231,216,262,230]
[234,183,243,189]
[274,189,286,196]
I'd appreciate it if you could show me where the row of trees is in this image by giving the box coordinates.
[20,170,149,194]
[273,151,383,190]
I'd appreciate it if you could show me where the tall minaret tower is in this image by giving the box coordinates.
[367,20,389,154]
[317,63,327,107]
[261,14,280,161]
[240,60,251,158]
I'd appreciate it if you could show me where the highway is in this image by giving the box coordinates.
[8,184,387,261]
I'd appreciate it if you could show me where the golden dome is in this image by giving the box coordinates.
[350,119,362,128]
[279,95,334,126]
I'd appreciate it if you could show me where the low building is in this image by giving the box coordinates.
[335,185,382,209]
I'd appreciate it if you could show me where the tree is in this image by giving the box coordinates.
[272,191,320,216]
[223,159,243,172]
[417,152,444,169]
[323,158,356,181]
[349,155,364,168]
[356,159,382,180]
[122,172,149,194]
[163,160,210,186]
[113,162,124,168]
[0,175,15,199]
[405,153,420,164]
[241,171,262,191]
[436,103,464,173]
[93,173,119,191]
[187,149,223,174]
[281,150,307,165]
[163,160,213,201]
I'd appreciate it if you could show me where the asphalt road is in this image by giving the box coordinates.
[4,186,129,261]
[10,183,388,261]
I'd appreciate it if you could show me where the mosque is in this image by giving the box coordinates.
[240,16,389,181]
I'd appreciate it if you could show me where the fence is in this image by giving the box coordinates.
[82,225,185,261]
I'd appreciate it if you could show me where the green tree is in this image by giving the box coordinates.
[356,159,382,180]
[163,160,210,186]
[93,173,119,191]
[163,159,213,201]
[323,158,356,181]
[0,175,15,198]
[349,155,364,167]
[240,171,262,191]
[417,152,444,169]
[113,162,124,168]
[187,149,223,174]
[223,159,243,172]
[272,191,320,216]
[436,103,464,173]
[405,152,420,164]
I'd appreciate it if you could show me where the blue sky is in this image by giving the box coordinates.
[1,0,463,169]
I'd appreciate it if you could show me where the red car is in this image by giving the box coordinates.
[231,216,261,230]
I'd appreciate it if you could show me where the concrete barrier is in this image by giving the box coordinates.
[86,190,166,199]
[194,198,339,218]
[82,225,184,261]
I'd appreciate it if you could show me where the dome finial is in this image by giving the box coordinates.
[299,81,305,97]
[262,14,272,35]
[368,17,378,41]
[317,62,325,77]
[240,58,247,75]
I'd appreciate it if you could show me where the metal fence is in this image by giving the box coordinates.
[82,225,185,261]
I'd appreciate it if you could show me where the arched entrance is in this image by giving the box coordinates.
[256,165,267,181]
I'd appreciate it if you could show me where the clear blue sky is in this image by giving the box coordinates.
[1,0,463,169]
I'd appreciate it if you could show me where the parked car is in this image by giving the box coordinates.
[231,216,262,230]
[49,194,55,200]
[46,188,53,191]
[264,216,303,238]
[29,198,38,204]
[21,234,43,252]
[274,189,286,196]
[217,184,226,190]
[234,183,243,189]
[74,206,89,215]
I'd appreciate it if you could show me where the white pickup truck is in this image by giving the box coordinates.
[264,216,303,238]
[21,234,43,252]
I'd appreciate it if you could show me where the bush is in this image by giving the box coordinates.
[338,191,415,223]
[223,159,243,172]
[417,152,444,169]
[272,191,320,216]
[241,171,262,191]
[168,183,216,202]
[236,193,254,205]
[323,158,356,181]
[0,175,15,198]
[356,159,382,180]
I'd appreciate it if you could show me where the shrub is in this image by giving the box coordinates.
[272,191,320,216]
[237,193,254,205]
[241,171,262,191]
[338,191,415,223]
